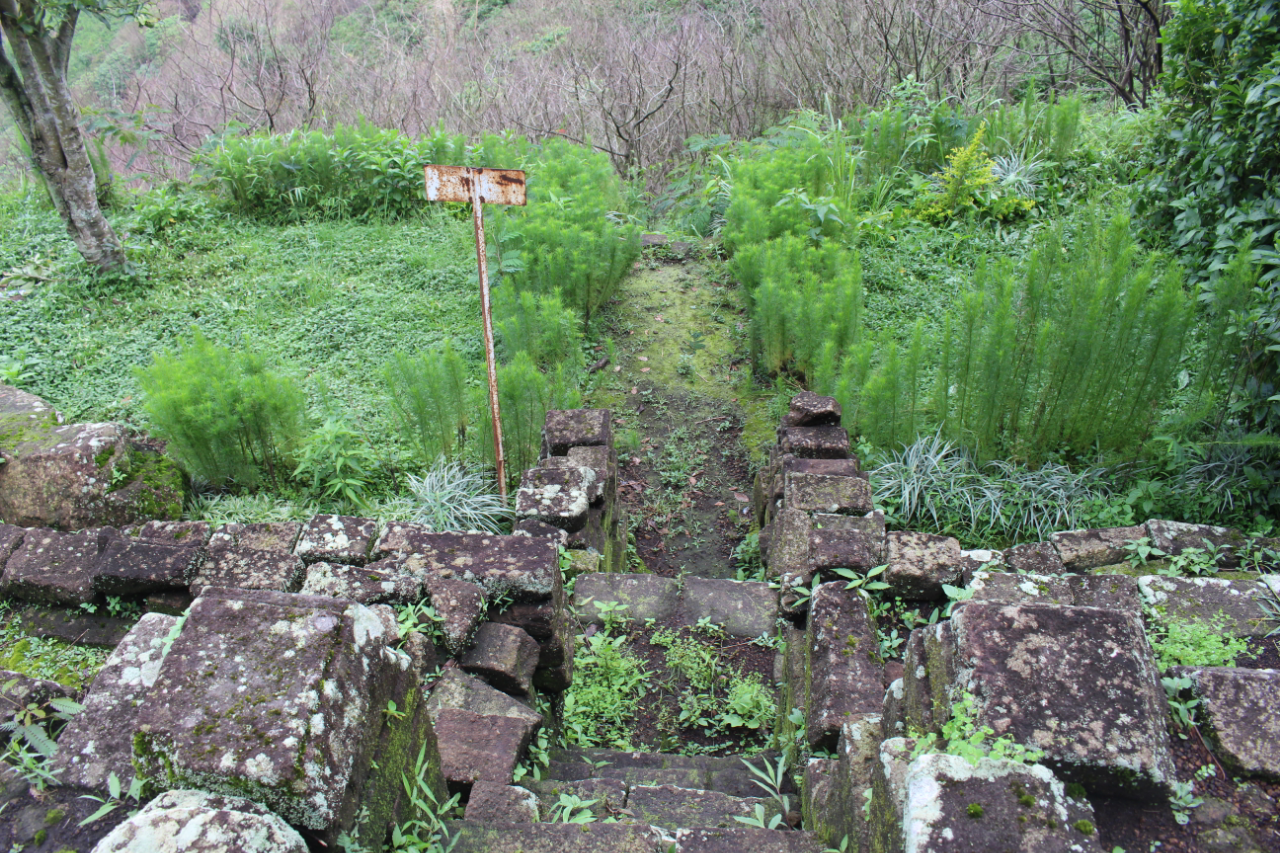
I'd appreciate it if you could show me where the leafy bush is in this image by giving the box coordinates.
[202,122,469,222]
[292,418,378,510]
[382,342,470,465]
[137,330,307,487]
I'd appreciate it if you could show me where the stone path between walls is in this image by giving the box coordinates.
[0,399,1278,851]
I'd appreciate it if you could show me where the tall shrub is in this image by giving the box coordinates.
[382,342,470,464]
[494,287,584,371]
[497,138,641,326]
[137,331,307,487]
[475,352,582,482]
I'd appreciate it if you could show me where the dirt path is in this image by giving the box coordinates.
[587,244,778,579]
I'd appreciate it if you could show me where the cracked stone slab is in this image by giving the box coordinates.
[50,612,177,792]
[1050,526,1146,571]
[1170,666,1280,780]
[779,426,849,459]
[460,623,540,696]
[526,778,628,818]
[294,514,379,565]
[399,533,561,602]
[0,527,117,605]
[89,789,308,853]
[209,521,303,554]
[131,520,211,547]
[575,573,680,626]
[542,409,612,457]
[188,546,305,595]
[675,827,827,852]
[92,539,202,597]
[1139,575,1273,637]
[299,558,424,604]
[885,531,962,600]
[463,781,540,823]
[899,753,1103,853]
[784,470,873,516]
[806,583,883,750]
[943,602,1176,799]
[132,587,434,839]
[808,512,886,581]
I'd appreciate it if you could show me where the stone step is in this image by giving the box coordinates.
[625,783,780,831]
[445,821,825,852]
[573,572,777,639]
[545,748,793,798]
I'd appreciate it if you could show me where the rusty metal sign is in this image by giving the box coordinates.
[424,165,527,207]
[423,164,528,501]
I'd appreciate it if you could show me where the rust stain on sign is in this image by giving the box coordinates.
[423,165,527,206]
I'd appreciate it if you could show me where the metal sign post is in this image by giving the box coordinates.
[423,164,527,500]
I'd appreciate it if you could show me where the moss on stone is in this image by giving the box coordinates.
[967,802,984,818]
[1073,819,1095,835]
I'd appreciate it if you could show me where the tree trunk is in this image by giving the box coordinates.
[0,1,126,271]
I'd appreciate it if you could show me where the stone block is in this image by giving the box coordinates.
[673,827,826,853]
[783,471,873,516]
[51,612,177,792]
[0,523,23,571]
[766,507,812,586]
[512,518,569,546]
[805,583,883,750]
[1139,575,1273,637]
[0,419,183,530]
[1145,519,1245,567]
[19,607,132,647]
[884,531,962,599]
[449,821,664,853]
[89,789,308,853]
[680,578,777,638]
[809,512,886,578]
[516,467,602,533]
[1002,541,1066,575]
[527,778,627,817]
[146,590,193,616]
[970,571,1142,614]
[434,708,534,790]
[299,558,424,604]
[133,587,443,848]
[0,527,115,605]
[945,602,1176,799]
[426,669,542,732]
[374,521,438,559]
[626,784,776,830]
[400,533,561,602]
[1051,525,1146,571]
[779,426,849,459]
[295,514,379,565]
[464,782,540,823]
[188,546,305,595]
[0,669,74,723]
[899,753,1103,853]
[426,575,488,655]
[92,539,202,597]
[784,391,842,427]
[542,409,612,457]
[1171,666,1280,780]
[209,521,302,554]
[460,623,541,696]
[575,573,680,626]
[132,520,211,547]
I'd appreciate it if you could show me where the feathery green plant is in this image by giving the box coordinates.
[382,342,470,464]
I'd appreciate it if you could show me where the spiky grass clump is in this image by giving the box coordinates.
[871,433,1114,546]
[382,458,509,534]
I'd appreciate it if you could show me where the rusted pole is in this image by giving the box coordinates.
[471,173,507,501]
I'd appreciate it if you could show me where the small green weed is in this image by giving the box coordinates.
[1150,614,1247,669]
